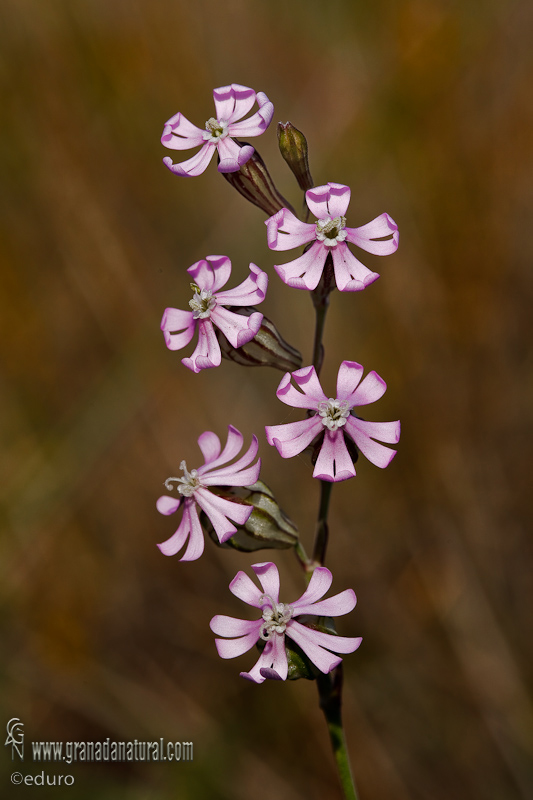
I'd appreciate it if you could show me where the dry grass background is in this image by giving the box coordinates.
[1,0,533,798]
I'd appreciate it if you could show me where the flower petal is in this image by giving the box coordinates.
[305,182,350,219]
[286,620,361,673]
[181,319,221,373]
[209,615,261,638]
[293,588,357,618]
[215,630,261,659]
[163,142,216,177]
[188,255,232,294]
[291,365,329,405]
[291,566,332,608]
[196,424,243,474]
[265,208,316,251]
[344,417,399,469]
[157,500,204,560]
[194,488,251,543]
[252,562,281,604]
[349,370,387,406]
[240,634,288,683]
[274,366,326,410]
[213,83,256,124]
[345,212,399,255]
[229,570,265,607]
[313,429,356,482]
[331,243,380,292]
[180,503,206,561]
[228,91,274,136]
[217,137,254,173]
[215,263,268,306]
[161,112,205,150]
[156,495,181,516]
[201,435,259,485]
[274,241,327,291]
[160,308,196,351]
[265,417,323,459]
[335,361,364,402]
[211,306,263,348]
[197,430,221,464]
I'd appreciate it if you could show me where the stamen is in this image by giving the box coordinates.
[189,286,216,320]
[203,117,229,142]
[315,215,347,246]
[317,398,352,431]
[258,593,294,640]
[164,460,203,497]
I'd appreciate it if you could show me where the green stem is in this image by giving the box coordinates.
[310,254,334,375]
[312,479,333,566]
[317,666,360,800]
[294,539,313,573]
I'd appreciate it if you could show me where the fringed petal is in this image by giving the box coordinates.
[229,570,265,607]
[162,142,216,177]
[265,208,315,251]
[291,566,332,608]
[181,319,221,372]
[228,91,274,136]
[197,431,221,465]
[161,112,205,150]
[344,417,399,469]
[156,495,181,516]
[293,588,357,618]
[213,83,256,123]
[252,562,281,604]
[217,137,254,173]
[335,361,364,402]
[274,241,327,290]
[331,243,380,292]
[305,182,350,219]
[265,417,323,458]
[188,255,232,293]
[312,429,356,482]
[160,308,196,351]
[349,370,387,406]
[215,263,268,306]
[345,212,399,255]
[210,305,262,348]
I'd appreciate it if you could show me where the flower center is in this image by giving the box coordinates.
[164,461,204,497]
[317,398,351,431]
[259,594,294,640]
[188,283,216,319]
[315,216,347,246]
[203,117,229,142]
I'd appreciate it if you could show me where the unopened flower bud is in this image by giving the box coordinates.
[215,306,302,372]
[202,480,299,552]
[277,122,314,192]
[221,141,296,218]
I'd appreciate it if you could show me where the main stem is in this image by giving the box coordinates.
[310,255,359,798]
[318,667,360,800]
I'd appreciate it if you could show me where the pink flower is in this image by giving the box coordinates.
[265,182,398,291]
[161,83,274,177]
[161,255,268,373]
[265,361,400,482]
[210,561,361,683]
[157,425,261,561]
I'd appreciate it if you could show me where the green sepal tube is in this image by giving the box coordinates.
[215,307,302,372]
[201,480,299,552]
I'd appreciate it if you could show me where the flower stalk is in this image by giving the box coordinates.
[317,666,360,800]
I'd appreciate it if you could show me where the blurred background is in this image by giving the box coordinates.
[1,0,532,797]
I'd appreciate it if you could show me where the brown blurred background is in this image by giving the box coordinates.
[1,0,532,797]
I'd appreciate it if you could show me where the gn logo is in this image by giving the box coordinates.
[5,719,24,761]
